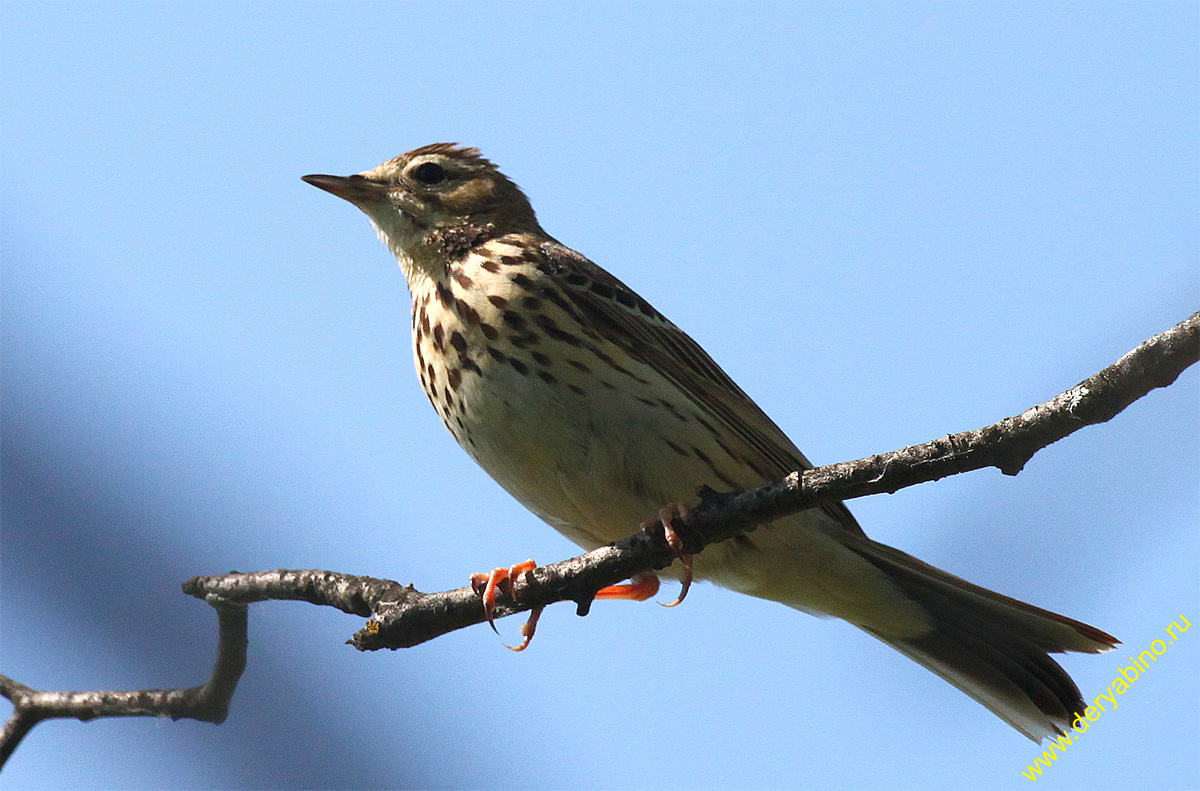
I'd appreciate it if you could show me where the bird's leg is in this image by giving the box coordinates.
[590,502,695,604]
[643,503,695,607]
[470,559,543,651]
[470,501,695,649]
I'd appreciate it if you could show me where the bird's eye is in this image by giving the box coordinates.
[411,162,447,186]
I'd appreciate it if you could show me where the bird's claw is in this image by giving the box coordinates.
[470,559,541,648]
[507,605,544,652]
[643,504,695,607]
[469,503,695,649]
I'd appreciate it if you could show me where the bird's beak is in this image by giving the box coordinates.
[301,173,390,205]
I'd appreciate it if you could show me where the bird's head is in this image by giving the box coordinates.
[304,143,541,276]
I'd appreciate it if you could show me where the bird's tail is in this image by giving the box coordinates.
[837,534,1118,742]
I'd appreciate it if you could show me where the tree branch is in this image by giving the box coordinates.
[0,603,247,768]
[3,310,1195,767]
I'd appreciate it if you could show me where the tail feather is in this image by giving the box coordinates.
[839,534,1119,742]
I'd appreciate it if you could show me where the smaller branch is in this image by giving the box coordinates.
[184,568,410,616]
[0,603,248,769]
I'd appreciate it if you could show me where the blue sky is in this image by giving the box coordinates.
[2,3,1196,789]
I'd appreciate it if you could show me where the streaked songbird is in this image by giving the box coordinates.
[303,144,1117,741]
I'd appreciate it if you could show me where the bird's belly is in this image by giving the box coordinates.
[451,361,695,548]
[436,350,744,554]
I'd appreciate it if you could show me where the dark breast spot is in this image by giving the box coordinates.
[431,223,498,259]
[480,322,498,340]
[509,332,540,348]
[510,358,530,375]
[488,294,509,309]
[455,299,480,325]
[451,268,474,289]
[588,346,646,382]
[537,314,586,347]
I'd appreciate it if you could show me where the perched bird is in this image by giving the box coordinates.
[303,143,1117,742]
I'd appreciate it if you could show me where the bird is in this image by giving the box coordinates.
[302,143,1118,742]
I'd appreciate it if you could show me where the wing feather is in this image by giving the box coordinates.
[534,240,863,534]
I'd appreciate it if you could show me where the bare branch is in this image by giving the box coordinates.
[4,310,1195,766]
[0,604,248,768]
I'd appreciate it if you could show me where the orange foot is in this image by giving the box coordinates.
[470,560,543,652]
[470,507,694,651]
[595,571,661,601]
[643,504,695,607]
